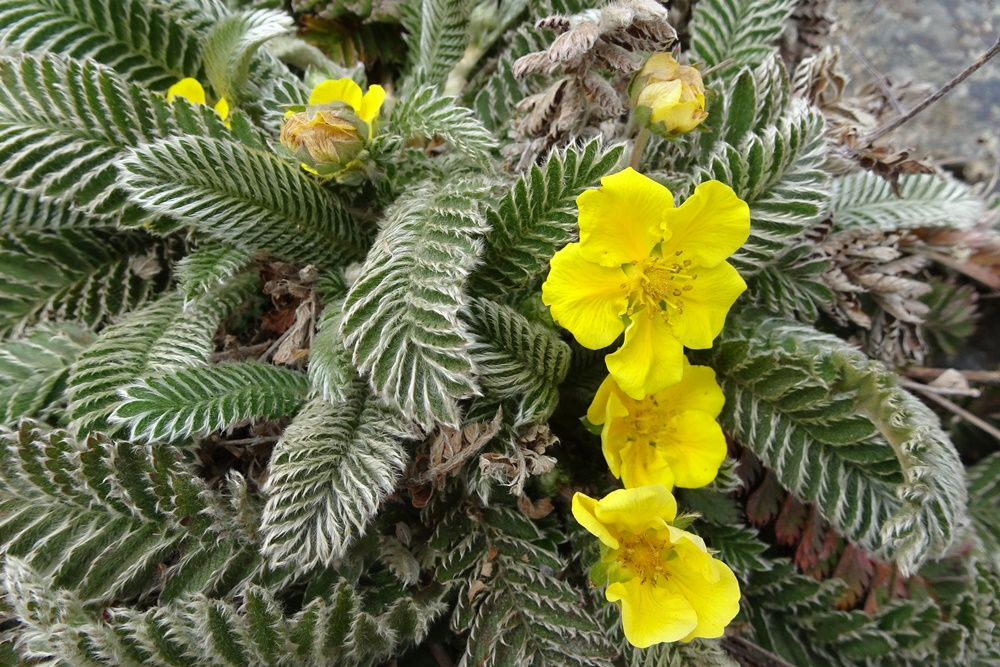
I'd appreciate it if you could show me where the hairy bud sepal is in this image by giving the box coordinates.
[280,105,369,178]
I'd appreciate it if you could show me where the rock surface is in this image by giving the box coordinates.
[833,0,998,173]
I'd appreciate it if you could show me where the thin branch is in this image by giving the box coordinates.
[721,635,799,667]
[860,37,1000,146]
[903,367,1000,385]
[901,378,1000,444]
[838,34,903,115]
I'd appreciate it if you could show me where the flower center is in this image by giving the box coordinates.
[616,530,674,584]
[622,398,676,449]
[627,251,697,322]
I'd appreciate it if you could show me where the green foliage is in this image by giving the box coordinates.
[743,558,1000,666]
[745,242,833,321]
[0,230,178,338]
[119,136,368,267]
[112,361,310,443]
[691,522,772,580]
[176,243,257,298]
[468,139,625,294]
[307,300,354,404]
[389,84,498,167]
[0,183,102,231]
[626,640,739,667]
[0,0,994,663]
[831,171,986,230]
[6,558,449,667]
[402,0,469,90]
[0,54,231,224]
[433,503,617,666]
[203,9,292,102]
[920,278,979,359]
[299,17,407,67]
[341,178,489,428]
[0,323,92,426]
[0,0,211,88]
[695,99,830,276]
[67,275,258,436]
[699,310,966,576]
[463,297,571,422]
[688,0,798,79]
[968,451,1000,571]
[261,390,413,569]
[0,422,260,605]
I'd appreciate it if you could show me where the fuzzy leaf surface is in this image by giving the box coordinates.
[0,54,232,223]
[203,9,292,102]
[699,310,966,575]
[0,0,213,88]
[433,503,617,667]
[0,422,260,605]
[695,99,830,276]
[261,391,413,569]
[469,139,625,293]
[831,171,986,231]
[112,362,310,443]
[0,323,92,426]
[4,560,448,667]
[119,136,367,267]
[341,179,489,428]
[67,275,258,436]
[463,297,570,422]
[0,230,177,338]
[390,84,497,167]
[689,0,797,78]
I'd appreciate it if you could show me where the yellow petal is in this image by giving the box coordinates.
[617,441,676,489]
[577,168,670,268]
[606,313,684,400]
[542,243,629,349]
[572,492,619,549]
[586,374,619,426]
[667,261,746,349]
[594,485,677,534]
[637,80,684,109]
[663,542,741,641]
[357,84,386,128]
[167,78,206,105]
[607,578,698,648]
[309,78,364,110]
[598,389,633,478]
[653,361,724,417]
[213,97,230,122]
[650,98,709,134]
[661,180,750,268]
[659,411,728,488]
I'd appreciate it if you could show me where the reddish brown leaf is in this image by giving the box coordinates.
[833,544,876,609]
[747,470,787,527]
[774,493,808,545]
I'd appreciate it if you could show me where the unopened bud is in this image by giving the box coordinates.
[280,107,368,175]
[630,53,708,136]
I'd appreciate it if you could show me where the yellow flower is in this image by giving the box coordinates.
[167,78,229,124]
[573,486,740,648]
[541,168,749,400]
[303,78,386,138]
[630,53,708,136]
[280,78,386,177]
[588,360,727,490]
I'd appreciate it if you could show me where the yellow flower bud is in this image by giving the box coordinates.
[280,107,368,176]
[630,53,708,136]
